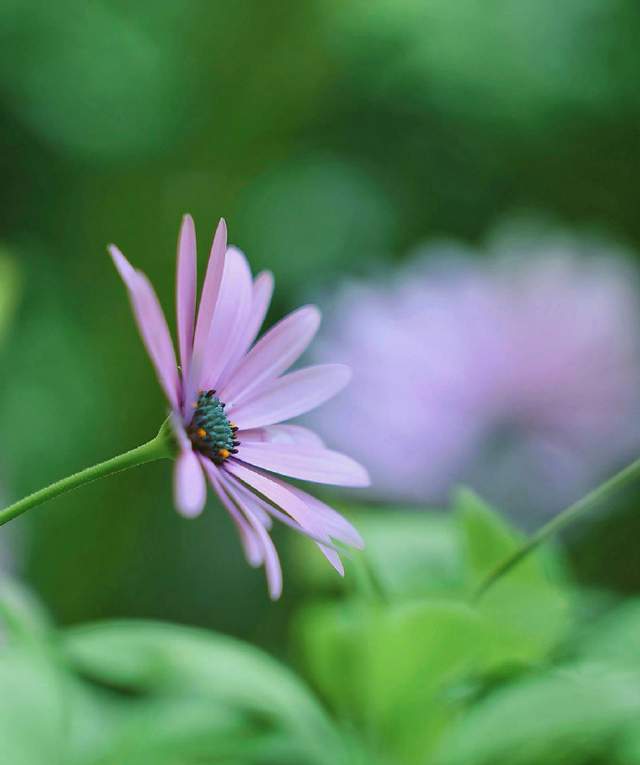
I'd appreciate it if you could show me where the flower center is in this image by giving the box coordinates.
[187,390,239,465]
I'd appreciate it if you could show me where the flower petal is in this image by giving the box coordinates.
[286,484,364,549]
[317,544,344,576]
[224,460,328,536]
[218,472,283,599]
[176,214,197,402]
[244,271,275,351]
[109,245,180,411]
[217,270,274,389]
[220,305,321,407]
[230,364,351,429]
[199,247,253,391]
[234,442,370,487]
[191,218,226,391]
[231,465,361,548]
[200,457,263,567]
[227,468,344,574]
[174,448,207,518]
[239,424,325,448]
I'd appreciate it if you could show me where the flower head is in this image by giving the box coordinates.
[109,216,368,597]
[310,227,640,520]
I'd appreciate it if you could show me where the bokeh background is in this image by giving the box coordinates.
[2,2,640,763]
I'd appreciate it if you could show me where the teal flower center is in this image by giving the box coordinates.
[187,390,239,465]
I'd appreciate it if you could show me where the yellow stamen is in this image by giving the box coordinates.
[218,448,230,459]
[196,427,207,439]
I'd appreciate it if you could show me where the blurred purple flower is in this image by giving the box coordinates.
[109,215,368,598]
[310,226,640,519]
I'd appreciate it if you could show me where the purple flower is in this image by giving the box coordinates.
[310,228,640,519]
[109,216,368,598]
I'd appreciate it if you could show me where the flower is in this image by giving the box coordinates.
[109,216,368,598]
[309,227,640,520]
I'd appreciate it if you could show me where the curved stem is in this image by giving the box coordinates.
[0,421,175,528]
[473,454,640,602]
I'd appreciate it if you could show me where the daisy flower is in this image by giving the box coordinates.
[310,226,640,519]
[108,216,368,598]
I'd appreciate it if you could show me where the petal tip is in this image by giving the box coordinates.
[333,363,353,387]
[347,461,371,488]
[108,244,135,282]
[174,452,207,518]
[268,585,283,601]
[297,304,322,333]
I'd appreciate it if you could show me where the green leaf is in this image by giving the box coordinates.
[354,510,464,599]
[63,620,346,765]
[0,576,52,644]
[576,598,640,669]
[296,598,482,761]
[437,663,640,765]
[454,488,570,667]
[0,645,68,765]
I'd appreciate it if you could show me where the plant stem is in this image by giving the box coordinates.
[0,421,175,528]
[473,454,640,601]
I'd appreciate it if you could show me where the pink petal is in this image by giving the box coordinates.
[219,472,283,599]
[317,544,345,575]
[199,247,253,391]
[217,270,274,389]
[239,424,325,448]
[219,306,321,407]
[228,479,273,528]
[224,460,328,535]
[234,442,370,487]
[287,484,365,549]
[229,364,351,429]
[191,219,227,393]
[244,271,275,351]
[227,472,349,551]
[174,448,207,518]
[225,463,354,580]
[109,245,180,411]
[230,464,362,547]
[200,457,263,567]
[176,215,197,405]
[226,469,343,575]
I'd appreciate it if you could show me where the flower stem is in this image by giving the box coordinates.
[473,454,640,602]
[0,421,175,528]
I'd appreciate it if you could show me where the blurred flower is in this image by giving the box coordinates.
[310,226,640,519]
[110,216,368,598]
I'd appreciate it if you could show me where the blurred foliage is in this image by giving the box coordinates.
[2,494,640,764]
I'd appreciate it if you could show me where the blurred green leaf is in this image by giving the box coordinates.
[0,1,188,159]
[576,598,640,669]
[0,644,67,765]
[297,598,482,761]
[436,663,640,765]
[63,620,346,765]
[0,576,52,644]
[353,510,464,599]
[454,488,570,667]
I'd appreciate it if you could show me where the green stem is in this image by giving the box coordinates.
[473,453,640,602]
[0,421,175,528]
